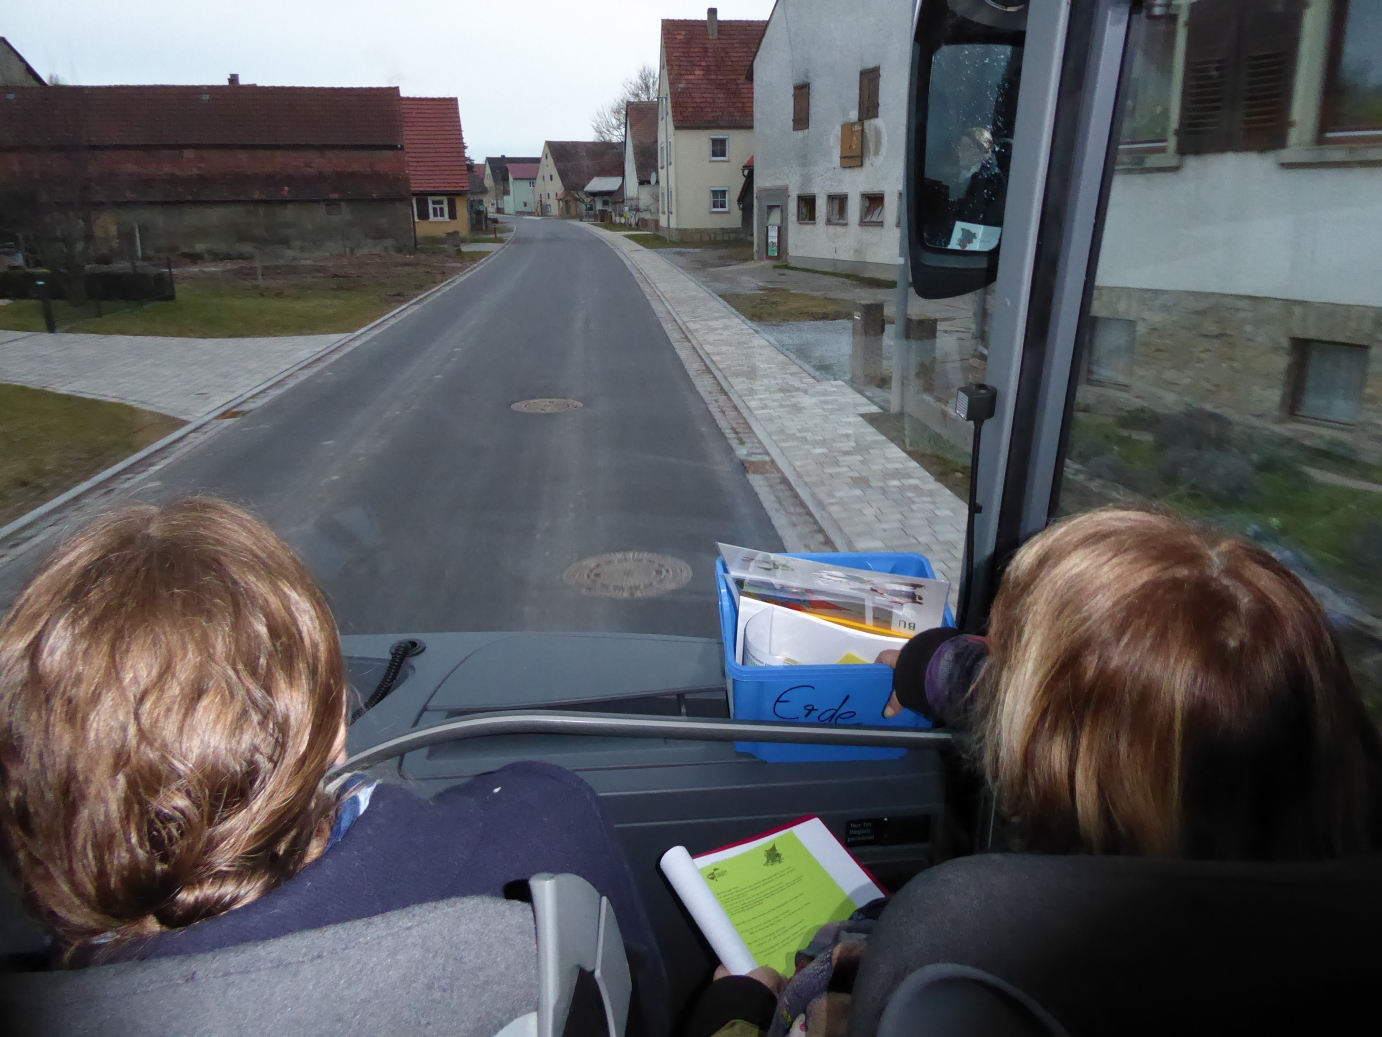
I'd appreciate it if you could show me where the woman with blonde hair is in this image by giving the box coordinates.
[0,498,665,1018]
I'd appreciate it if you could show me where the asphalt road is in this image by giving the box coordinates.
[4,219,782,636]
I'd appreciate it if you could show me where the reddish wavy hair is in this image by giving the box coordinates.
[0,498,346,954]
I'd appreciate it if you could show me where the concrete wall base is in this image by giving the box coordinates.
[662,226,750,244]
[784,253,904,283]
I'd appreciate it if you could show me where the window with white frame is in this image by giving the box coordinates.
[710,188,730,212]
[826,194,848,224]
[859,193,885,225]
[429,196,448,220]
[710,136,729,160]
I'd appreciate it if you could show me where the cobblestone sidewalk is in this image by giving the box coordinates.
[593,228,967,586]
[0,329,346,421]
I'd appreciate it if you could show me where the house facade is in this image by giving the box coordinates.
[1080,0,1382,462]
[481,156,539,215]
[506,162,539,214]
[401,96,469,241]
[0,84,413,257]
[623,100,659,228]
[537,141,623,218]
[751,0,912,276]
[658,10,764,242]
[0,37,44,87]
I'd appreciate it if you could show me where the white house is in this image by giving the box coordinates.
[750,0,914,278]
[657,9,765,242]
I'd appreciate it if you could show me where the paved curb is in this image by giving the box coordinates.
[0,232,516,546]
[585,224,856,552]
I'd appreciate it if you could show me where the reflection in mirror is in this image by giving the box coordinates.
[922,44,1018,252]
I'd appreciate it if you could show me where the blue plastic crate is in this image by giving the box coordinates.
[716,551,952,763]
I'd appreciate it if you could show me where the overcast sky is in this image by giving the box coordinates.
[5,1,776,159]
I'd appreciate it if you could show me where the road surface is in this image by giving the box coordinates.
[2,219,782,636]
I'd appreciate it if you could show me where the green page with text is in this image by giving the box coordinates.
[698,829,858,975]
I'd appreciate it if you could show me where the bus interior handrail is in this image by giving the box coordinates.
[332,709,954,776]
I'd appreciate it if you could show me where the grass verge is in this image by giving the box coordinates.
[0,384,184,526]
[0,253,477,338]
[720,288,855,323]
[624,233,681,249]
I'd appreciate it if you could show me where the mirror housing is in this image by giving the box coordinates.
[906,0,1027,300]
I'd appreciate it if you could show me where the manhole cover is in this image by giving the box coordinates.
[512,398,582,414]
[561,552,693,599]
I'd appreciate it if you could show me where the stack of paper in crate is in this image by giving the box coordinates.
[718,545,950,667]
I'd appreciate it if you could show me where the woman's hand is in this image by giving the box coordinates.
[876,649,905,718]
[713,964,787,996]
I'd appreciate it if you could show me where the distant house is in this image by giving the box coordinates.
[466,161,488,226]
[751,0,912,276]
[623,100,659,228]
[658,9,765,242]
[482,156,540,215]
[584,176,624,221]
[537,141,624,218]
[0,38,43,87]
[506,161,539,214]
[401,96,469,242]
[0,83,414,257]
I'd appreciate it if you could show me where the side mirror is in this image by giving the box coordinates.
[906,0,1027,300]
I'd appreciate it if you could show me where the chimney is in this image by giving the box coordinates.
[707,8,718,38]
[227,73,240,86]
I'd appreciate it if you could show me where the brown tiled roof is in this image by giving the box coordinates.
[0,85,404,148]
[625,100,659,183]
[661,18,765,129]
[401,96,468,193]
[507,161,540,179]
[544,141,624,191]
[484,155,541,186]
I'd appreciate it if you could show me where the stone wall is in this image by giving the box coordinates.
[1085,286,1382,459]
[92,199,415,258]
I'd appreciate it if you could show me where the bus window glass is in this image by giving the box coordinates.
[1117,10,1178,145]
[1058,2,1382,714]
[922,44,1019,251]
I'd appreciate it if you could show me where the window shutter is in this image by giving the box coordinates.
[1179,0,1302,155]
[859,68,880,120]
[840,122,864,167]
[1237,0,1302,151]
[793,83,810,130]
[447,197,458,220]
[415,196,429,220]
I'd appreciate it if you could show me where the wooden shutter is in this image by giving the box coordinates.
[793,83,810,130]
[859,67,880,120]
[1237,0,1302,151]
[1179,0,1302,155]
[447,197,458,220]
[840,122,864,167]
[415,196,429,220]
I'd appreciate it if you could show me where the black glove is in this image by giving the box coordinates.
[892,627,989,726]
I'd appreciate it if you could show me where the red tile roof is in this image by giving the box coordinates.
[506,162,540,180]
[401,96,468,193]
[661,18,765,129]
[0,85,404,148]
[626,100,659,183]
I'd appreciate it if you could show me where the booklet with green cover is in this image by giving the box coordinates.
[659,817,886,976]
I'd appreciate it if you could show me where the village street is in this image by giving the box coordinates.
[0,218,793,636]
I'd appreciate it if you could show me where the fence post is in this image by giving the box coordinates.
[852,302,885,387]
[35,278,56,333]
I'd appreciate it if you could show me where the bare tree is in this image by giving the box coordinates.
[591,64,659,142]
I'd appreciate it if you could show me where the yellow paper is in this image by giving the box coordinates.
[836,651,870,665]
[698,830,856,974]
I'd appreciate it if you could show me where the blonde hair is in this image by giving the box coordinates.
[0,498,346,952]
[977,509,1382,860]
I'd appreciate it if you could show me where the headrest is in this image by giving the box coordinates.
[850,852,1382,1037]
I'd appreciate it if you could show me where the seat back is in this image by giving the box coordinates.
[0,874,631,1037]
[851,852,1382,1037]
